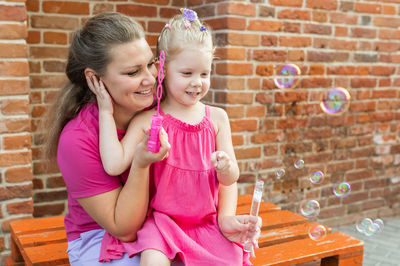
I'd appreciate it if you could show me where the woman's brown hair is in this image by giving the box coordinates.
[43,12,144,162]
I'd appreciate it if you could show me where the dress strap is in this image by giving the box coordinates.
[205,105,210,118]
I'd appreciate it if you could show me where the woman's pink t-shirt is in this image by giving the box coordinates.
[57,102,128,241]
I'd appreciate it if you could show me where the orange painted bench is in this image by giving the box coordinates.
[6,195,364,265]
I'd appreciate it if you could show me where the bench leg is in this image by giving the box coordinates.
[9,236,23,262]
[321,251,363,266]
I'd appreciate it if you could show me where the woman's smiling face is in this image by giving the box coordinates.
[100,38,157,124]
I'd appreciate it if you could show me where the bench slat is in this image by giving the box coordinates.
[10,216,65,235]
[236,202,280,215]
[260,210,307,230]
[18,229,67,247]
[258,221,332,248]
[23,242,69,266]
[251,232,363,266]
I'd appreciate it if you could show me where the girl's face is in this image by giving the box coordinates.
[164,46,212,107]
[101,38,157,124]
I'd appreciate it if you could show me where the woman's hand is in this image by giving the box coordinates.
[211,151,232,173]
[218,215,262,258]
[133,127,170,169]
[86,75,113,115]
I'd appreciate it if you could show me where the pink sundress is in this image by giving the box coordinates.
[100,106,250,265]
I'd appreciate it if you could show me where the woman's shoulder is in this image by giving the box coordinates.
[60,103,99,144]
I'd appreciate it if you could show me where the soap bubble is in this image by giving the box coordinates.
[299,199,320,218]
[373,218,384,233]
[320,87,351,115]
[274,64,301,89]
[364,222,380,237]
[308,224,327,241]
[310,171,324,184]
[276,169,285,179]
[333,182,351,198]
[355,217,373,233]
[294,159,305,169]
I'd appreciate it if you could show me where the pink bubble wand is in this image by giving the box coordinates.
[147,50,165,153]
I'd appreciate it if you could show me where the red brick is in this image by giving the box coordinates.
[246,106,266,117]
[351,28,377,39]
[27,30,40,44]
[215,48,246,60]
[30,74,67,88]
[252,132,283,144]
[312,11,328,22]
[253,49,287,61]
[0,43,27,58]
[5,166,33,183]
[204,17,246,30]
[217,2,256,16]
[248,20,283,31]
[31,15,79,30]
[279,36,311,47]
[374,16,400,28]
[0,61,29,77]
[215,91,254,104]
[330,39,357,50]
[351,78,377,88]
[30,46,68,59]
[278,9,311,20]
[230,119,258,132]
[6,200,33,215]
[234,147,261,159]
[44,31,67,44]
[0,79,29,96]
[355,3,382,14]
[1,99,29,115]
[373,42,399,52]
[93,3,114,15]
[43,1,89,15]
[231,134,244,146]
[269,0,302,7]
[34,202,65,217]
[306,0,338,10]
[225,33,259,46]
[27,0,39,12]
[0,184,33,202]
[0,24,27,39]
[215,62,252,76]
[255,65,273,76]
[327,66,355,75]
[0,4,26,21]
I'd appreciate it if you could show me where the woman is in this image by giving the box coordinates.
[44,12,169,265]
[44,12,260,265]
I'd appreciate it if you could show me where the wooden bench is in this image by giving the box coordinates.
[6,195,364,265]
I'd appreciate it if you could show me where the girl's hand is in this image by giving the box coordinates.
[211,151,232,173]
[86,75,113,115]
[133,128,170,169]
[218,215,262,258]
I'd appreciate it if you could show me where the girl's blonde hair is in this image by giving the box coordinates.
[43,12,144,161]
[157,9,214,61]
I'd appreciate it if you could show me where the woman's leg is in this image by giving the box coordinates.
[67,229,140,266]
[140,249,171,266]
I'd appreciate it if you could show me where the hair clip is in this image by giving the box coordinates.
[185,23,191,29]
[180,8,197,22]
[200,26,207,31]
[164,23,171,29]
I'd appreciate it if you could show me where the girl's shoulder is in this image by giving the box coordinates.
[207,105,230,135]
[208,105,229,122]
[128,108,158,130]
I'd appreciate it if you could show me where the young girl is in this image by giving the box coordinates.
[92,9,258,265]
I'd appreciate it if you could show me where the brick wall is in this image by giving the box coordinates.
[0,0,33,261]
[1,0,400,260]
